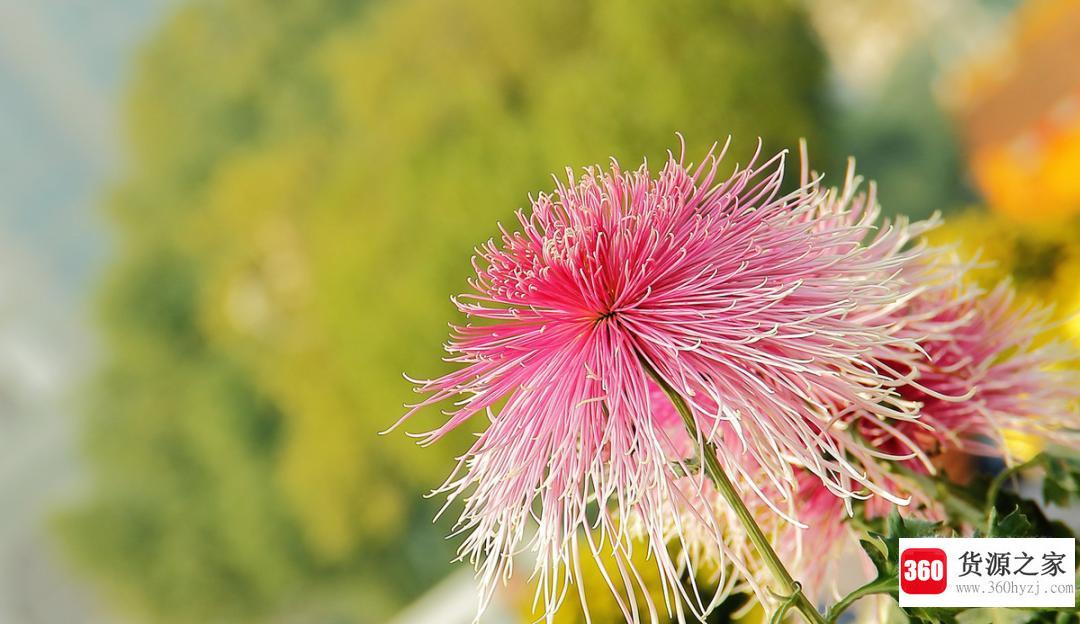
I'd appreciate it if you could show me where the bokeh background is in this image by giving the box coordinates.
[1,0,1079,622]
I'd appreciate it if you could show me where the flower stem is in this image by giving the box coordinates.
[823,577,895,623]
[985,454,1044,516]
[643,362,826,624]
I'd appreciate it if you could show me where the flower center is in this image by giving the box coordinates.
[595,309,619,324]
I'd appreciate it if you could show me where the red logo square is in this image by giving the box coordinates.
[901,548,948,594]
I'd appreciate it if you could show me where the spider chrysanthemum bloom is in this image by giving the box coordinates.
[392,140,941,621]
[735,268,1080,604]
[735,467,930,604]
[858,270,1080,470]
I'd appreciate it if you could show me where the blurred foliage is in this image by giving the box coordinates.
[827,46,974,221]
[59,0,829,622]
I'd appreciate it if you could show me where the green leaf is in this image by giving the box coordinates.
[1042,452,1080,506]
[859,534,893,579]
[832,512,949,623]
[857,511,945,580]
[988,507,1037,538]
[1043,477,1071,507]
[670,456,701,479]
[889,512,944,539]
[846,462,1080,624]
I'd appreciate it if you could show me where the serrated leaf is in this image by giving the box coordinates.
[889,512,943,539]
[858,512,947,582]
[859,534,893,578]
[833,512,950,623]
[989,507,1037,538]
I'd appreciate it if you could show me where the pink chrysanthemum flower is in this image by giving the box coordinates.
[728,267,1080,604]
[861,276,1080,464]
[392,140,941,621]
[739,468,926,603]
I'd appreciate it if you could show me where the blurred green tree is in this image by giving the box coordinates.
[60,0,830,621]
[826,46,975,221]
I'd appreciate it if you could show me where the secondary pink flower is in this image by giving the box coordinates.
[858,270,1080,468]
[392,140,939,620]
[741,270,1079,604]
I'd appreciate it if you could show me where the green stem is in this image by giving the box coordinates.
[770,589,803,624]
[824,577,895,623]
[644,361,826,624]
[985,454,1044,519]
